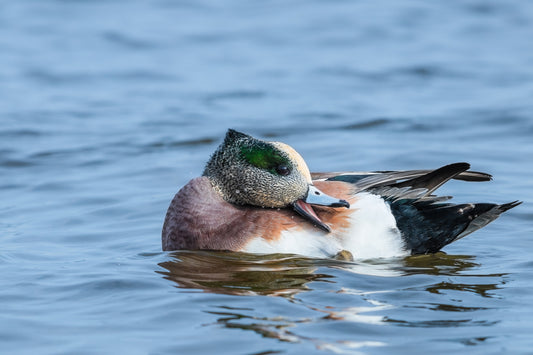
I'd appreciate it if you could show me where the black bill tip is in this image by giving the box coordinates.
[329,199,350,209]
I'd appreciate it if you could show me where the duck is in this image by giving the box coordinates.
[162,129,520,259]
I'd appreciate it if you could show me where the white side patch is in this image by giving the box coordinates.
[242,229,343,258]
[342,192,408,259]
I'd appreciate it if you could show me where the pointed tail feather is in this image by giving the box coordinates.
[394,200,521,254]
[454,200,522,241]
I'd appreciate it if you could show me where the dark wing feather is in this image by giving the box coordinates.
[387,162,470,195]
[311,164,491,192]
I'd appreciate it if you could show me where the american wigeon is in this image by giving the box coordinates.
[162,129,520,259]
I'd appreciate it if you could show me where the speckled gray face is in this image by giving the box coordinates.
[203,129,310,207]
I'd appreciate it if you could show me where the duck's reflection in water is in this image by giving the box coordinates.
[158,251,501,297]
[158,251,506,350]
[158,250,338,297]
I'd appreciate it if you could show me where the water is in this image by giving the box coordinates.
[1,0,533,353]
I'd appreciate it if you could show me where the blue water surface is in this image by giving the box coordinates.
[1,1,533,354]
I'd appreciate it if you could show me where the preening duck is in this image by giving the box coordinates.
[162,129,520,259]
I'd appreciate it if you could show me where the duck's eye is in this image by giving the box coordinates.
[276,165,291,176]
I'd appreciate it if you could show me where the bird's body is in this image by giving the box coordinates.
[162,129,519,259]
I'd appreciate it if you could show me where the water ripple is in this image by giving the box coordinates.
[102,31,161,49]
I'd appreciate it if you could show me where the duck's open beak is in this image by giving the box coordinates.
[292,185,350,233]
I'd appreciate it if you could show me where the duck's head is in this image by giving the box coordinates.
[203,129,349,232]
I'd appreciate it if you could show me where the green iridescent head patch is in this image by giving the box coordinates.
[240,143,291,175]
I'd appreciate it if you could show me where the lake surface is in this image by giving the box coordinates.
[1,0,533,354]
